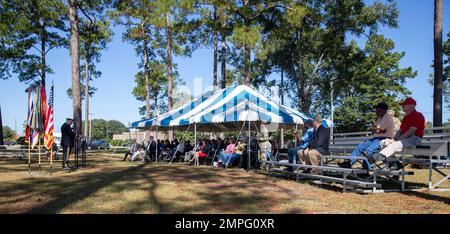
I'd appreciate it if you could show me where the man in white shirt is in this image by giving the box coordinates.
[338,102,395,170]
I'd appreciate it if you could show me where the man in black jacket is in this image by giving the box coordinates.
[298,116,330,174]
[61,118,76,168]
[144,136,157,162]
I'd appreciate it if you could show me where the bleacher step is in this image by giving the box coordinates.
[296,173,381,188]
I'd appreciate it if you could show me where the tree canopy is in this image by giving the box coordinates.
[1,0,437,133]
[83,118,127,141]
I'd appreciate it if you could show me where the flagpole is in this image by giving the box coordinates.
[50,81,54,175]
[28,140,31,174]
[50,146,53,176]
[38,135,41,175]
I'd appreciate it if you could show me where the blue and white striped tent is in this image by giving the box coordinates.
[131,85,333,130]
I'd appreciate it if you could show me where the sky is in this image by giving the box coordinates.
[1,0,449,135]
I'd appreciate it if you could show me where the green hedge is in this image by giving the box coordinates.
[110,139,124,146]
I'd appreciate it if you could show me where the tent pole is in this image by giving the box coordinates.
[194,123,197,150]
[28,140,31,174]
[247,119,250,172]
[156,125,158,163]
[295,124,298,148]
[50,145,53,176]
[38,136,41,175]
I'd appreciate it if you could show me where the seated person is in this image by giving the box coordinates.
[287,119,314,171]
[269,139,278,159]
[164,140,173,151]
[255,136,272,162]
[220,139,246,168]
[338,102,395,170]
[144,136,157,162]
[217,138,227,151]
[123,140,139,161]
[192,139,213,166]
[262,138,273,161]
[298,116,330,175]
[185,141,203,163]
[156,139,164,156]
[184,141,193,153]
[369,98,425,170]
[172,139,179,149]
[217,138,237,167]
[130,144,146,161]
[211,139,218,151]
[270,139,279,154]
[238,137,260,169]
[169,140,186,162]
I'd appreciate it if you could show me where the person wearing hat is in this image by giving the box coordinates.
[338,102,396,170]
[61,118,76,169]
[286,119,314,172]
[368,97,426,169]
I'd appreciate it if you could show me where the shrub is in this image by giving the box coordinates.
[110,139,123,146]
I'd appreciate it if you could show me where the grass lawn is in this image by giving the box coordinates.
[0,151,449,214]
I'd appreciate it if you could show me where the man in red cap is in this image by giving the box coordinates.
[368,97,426,169]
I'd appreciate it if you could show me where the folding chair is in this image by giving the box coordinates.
[202,150,216,165]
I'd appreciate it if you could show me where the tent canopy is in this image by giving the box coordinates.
[131,85,333,131]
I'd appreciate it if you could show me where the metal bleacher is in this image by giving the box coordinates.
[262,126,450,193]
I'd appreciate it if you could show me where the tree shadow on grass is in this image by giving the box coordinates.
[1,156,307,214]
[110,164,307,214]
[402,191,450,205]
[20,164,148,213]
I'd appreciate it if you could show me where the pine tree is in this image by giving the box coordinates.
[433,0,443,128]
[0,0,68,86]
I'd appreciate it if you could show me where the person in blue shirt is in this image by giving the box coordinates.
[287,119,314,172]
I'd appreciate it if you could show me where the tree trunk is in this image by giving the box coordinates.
[143,38,151,140]
[297,66,311,114]
[433,0,443,129]
[41,29,46,87]
[297,78,307,113]
[295,27,311,114]
[84,59,89,139]
[165,12,173,140]
[219,6,227,89]
[220,37,227,88]
[0,106,4,146]
[243,1,251,86]
[213,6,218,89]
[143,39,150,119]
[154,89,158,117]
[244,43,251,85]
[280,69,284,105]
[69,0,82,135]
[280,69,284,148]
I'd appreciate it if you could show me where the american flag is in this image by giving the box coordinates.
[44,84,54,150]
